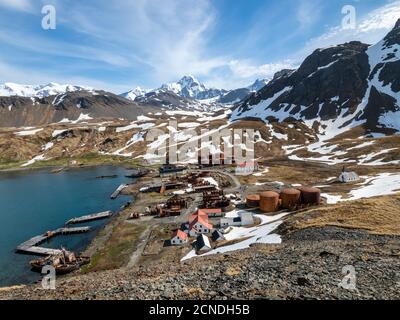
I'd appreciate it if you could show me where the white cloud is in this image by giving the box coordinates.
[0,0,32,12]
[296,0,322,30]
[203,59,295,89]
[300,1,400,55]
[228,60,294,80]
[57,0,226,83]
[0,0,399,93]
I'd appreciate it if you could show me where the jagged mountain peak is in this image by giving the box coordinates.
[395,18,400,29]
[159,75,221,100]
[177,75,201,85]
[382,18,400,48]
[120,87,148,101]
[248,78,269,92]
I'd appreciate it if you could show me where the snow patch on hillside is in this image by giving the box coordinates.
[15,128,43,136]
[182,212,289,261]
[323,173,400,204]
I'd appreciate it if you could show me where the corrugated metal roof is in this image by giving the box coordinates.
[196,234,211,250]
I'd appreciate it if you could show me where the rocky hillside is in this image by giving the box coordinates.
[0,91,158,128]
[231,19,400,138]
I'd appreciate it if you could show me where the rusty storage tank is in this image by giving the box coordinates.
[246,194,260,208]
[259,191,280,214]
[298,187,321,205]
[280,188,301,209]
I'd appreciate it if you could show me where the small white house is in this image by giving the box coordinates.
[171,230,188,245]
[220,216,242,228]
[220,212,254,228]
[188,217,213,237]
[339,171,360,183]
[195,234,212,252]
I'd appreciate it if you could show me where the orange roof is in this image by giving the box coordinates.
[195,210,209,217]
[189,216,213,231]
[199,208,222,215]
[188,210,209,224]
[171,230,188,240]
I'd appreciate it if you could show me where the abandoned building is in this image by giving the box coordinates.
[188,216,213,237]
[170,230,188,246]
[198,208,223,218]
[195,234,212,252]
[339,171,360,183]
[220,211,254,228]
[200,190,230,210]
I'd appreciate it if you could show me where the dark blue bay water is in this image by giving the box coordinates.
[0,166,132,287]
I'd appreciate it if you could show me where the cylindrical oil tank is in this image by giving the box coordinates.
[246,194,260,208]
[298,187,321,205]
[259,191,280,214]
[280,188,301,209]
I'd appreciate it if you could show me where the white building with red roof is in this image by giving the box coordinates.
[188,209,209,224]
[188,216,213,237]
[171,230,188,245]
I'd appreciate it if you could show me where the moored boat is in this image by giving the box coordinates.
[29,249,90,275]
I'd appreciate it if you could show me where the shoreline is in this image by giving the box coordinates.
[80,179,150,272]
[0,164,141,289]
[0,162,134,174]
[81,189,139,258]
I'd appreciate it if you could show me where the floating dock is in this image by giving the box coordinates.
[111,184,128,199]
[66,211,113,225]
[16,227,91,256]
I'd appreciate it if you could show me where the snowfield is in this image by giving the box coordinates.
[15,128,43,136]
[323,173,400,204]
[181,211,291,261]
[116,122,154,133]
[21,154,47,167]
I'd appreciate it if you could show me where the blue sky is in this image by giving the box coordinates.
[0,0,399,93]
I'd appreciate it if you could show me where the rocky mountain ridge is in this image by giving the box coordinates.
[231,19,400,138]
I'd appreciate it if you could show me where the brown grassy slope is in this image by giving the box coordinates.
[282,194,400,236]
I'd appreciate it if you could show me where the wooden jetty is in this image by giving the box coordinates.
[66,211,113,225]
[111,184,128,199]
[16,227,91,256]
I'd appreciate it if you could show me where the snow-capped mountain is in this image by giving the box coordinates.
[122,75,265,106]
[231,19,400,137]
[0,82,95,98]
[120,87,148,101]
[160,75,227,100]
[248,78,269,92]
